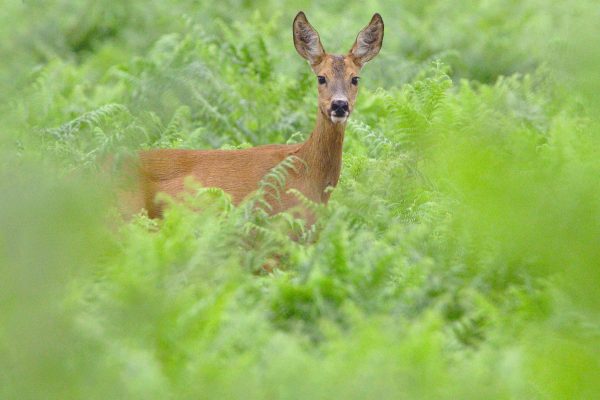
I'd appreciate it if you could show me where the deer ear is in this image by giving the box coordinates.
[293,12,326,66]
[349,13,384,66]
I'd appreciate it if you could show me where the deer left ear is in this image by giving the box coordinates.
[349,13,384,66]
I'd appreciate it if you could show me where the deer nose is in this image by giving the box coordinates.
[331,100,349,116]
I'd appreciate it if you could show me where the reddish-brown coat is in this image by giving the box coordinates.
[133,110,345,218]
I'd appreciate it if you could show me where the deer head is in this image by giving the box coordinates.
[293,12,384,124]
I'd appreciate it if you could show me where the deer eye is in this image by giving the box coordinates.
[317,76,326,85]
[351,76,360,86]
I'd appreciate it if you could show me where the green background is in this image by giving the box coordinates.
[1,0,599,398]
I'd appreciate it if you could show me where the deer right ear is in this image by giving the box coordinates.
[293,12,325,66]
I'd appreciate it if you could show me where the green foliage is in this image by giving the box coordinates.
[2,0,600,399]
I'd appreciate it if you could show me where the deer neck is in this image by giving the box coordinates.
[298,110,346,193]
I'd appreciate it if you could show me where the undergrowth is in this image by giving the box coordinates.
[1,1,600,399]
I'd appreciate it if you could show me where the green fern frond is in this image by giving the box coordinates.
[43,103,130,141]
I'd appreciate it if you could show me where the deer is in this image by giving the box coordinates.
[125,12,384,221]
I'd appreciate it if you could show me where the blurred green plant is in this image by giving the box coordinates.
[1,0,599,399]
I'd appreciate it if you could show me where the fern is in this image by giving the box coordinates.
[348,119,395,157]
[253,155,304,208]
[3,2,600,398]
[43,103,130,141]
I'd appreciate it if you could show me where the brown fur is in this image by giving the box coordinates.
[122,12,383,220]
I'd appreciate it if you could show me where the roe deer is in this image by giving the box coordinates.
[128,12,384,220]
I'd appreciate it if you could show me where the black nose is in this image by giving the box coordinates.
[331,100,349,116]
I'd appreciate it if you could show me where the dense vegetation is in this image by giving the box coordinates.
[1,0,599,398]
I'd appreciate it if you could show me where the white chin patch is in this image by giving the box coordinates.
[330,114,348,124]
